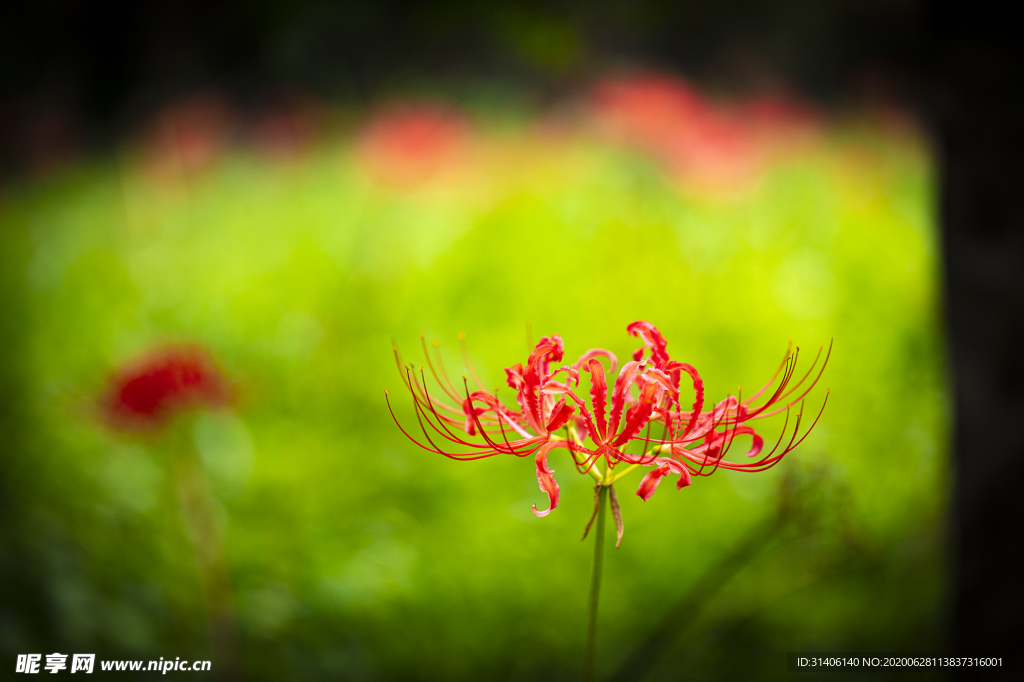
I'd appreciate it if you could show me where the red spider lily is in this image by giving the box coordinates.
[103,346,229,429]
[386,323,828,532]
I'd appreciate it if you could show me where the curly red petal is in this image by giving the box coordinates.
[571,348,619,376]
[532,442,561,517]
[527,334,564,370]
[664,361,704,436]
[627,320,670,367]
[505,363,525,390]
[636,457,692,501]
[545,399,576,433]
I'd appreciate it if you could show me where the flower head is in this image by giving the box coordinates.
[103,346,229,429]
[387,323,828,536]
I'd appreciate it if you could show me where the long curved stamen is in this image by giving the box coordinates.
[421,335,464,404]
[463,377,522,452]
[752,347,801,415]
[400,358,467,426]
[692,394,734,477]
[493,390,522,452]
[755,341,833,419]
[563,428,601,478]
[742,341,793,405]
[758,403,792,461]
[385,389,448,455]
[783,391,830,453]
[459,332,489,393]
[716,388,743,461]
[416,368,537,457]
[410,370,479,455]
[406,361,463,420]
[388,387,499,460]
[777,400,806,459]
[777,342,828,402]
[393,347,418,396]
[744,351,797,419]
[417,369,492,447]
[431,337,467,402]
[688,394,823,473]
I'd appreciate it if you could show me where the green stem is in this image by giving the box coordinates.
[582,485,608,682]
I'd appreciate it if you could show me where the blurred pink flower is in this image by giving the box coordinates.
[104,346,229,429]
[388,323,828,523]
[357,103,469,188]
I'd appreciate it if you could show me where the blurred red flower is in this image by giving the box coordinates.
[591,75,754,185]
[104,347,229,428]
[591,74,710,153]
[590,74,820,190]
[357,103,469,188]
[388,322,828,523]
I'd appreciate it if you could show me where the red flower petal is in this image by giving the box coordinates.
[571,349,619,376]
[545,399,575,433]
[532,442,560,517]
[664,361,704,436]
[608,360,643,440]
[505,363,525,390]
[627,321,670,367]
[613,378,659,446]
[584,358,609,439]
[636,457,692,501]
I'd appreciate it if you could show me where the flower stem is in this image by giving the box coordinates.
[582,484,608,682]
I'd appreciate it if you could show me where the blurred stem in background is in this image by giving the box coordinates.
[171,423,242,680]
[610,466,882,681]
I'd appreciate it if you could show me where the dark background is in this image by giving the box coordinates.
[931,0,1023,675]
[1,0,925,177]
[2,0,1021,677]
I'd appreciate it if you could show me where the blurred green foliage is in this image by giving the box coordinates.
[0,109,944,680]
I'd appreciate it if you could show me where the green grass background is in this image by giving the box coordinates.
[0,110,945,680]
